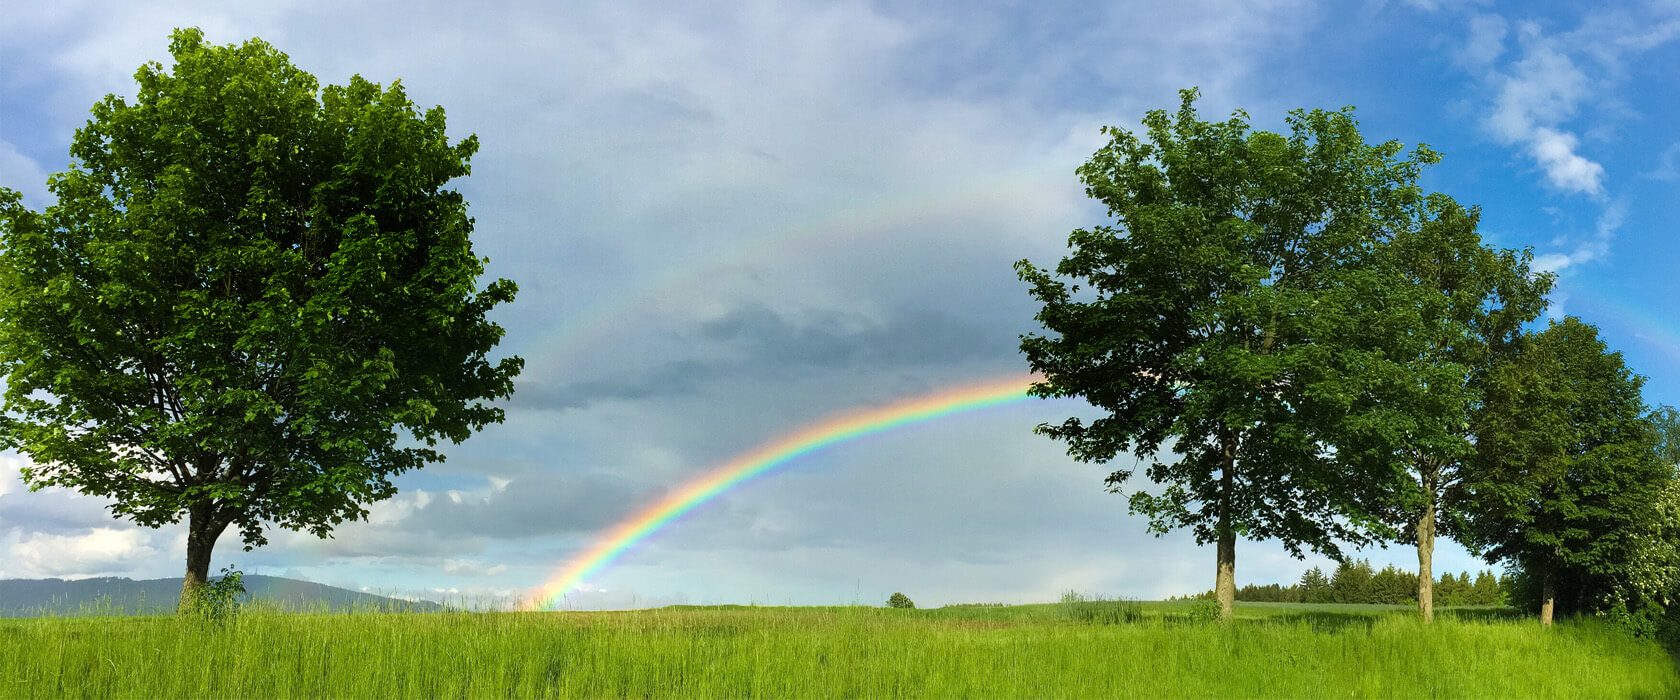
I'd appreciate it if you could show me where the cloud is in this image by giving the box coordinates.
[1527,127,1606,197]
[1530,199,1624,273]
[401,472,661,540]
[516,304,1005,411]
[442,559,509,577]
[0,453,138,537]
[0,0,1471,605]
[1647,142,1680,181]
[1482,22,1603,197]
[1457,13,1508,68]
[0,139,51,208]
[1,527,161,578]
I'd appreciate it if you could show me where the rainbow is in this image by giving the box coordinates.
[530,374,1043,609]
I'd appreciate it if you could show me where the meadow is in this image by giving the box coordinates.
[2,600,1675,699]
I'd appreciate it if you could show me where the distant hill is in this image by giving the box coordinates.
[0,575,447,617]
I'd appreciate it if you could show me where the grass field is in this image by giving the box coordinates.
[2,600,1675,699]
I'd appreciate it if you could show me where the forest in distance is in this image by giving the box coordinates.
[1171,563,1509,607]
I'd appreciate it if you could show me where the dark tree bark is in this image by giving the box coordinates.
[179,505,230,612]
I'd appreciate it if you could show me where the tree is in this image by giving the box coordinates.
[1370,564,1417,605]
[1311,194,1549,622]
[1299,566,1333,603]
[1462,318,1666,625]
[887,592,915,609]
[1434,572,1466,606]
[0,29,521,610]
[1331,559,1375,604]
[1017,89,1439,620]
[1471,570,1502,605]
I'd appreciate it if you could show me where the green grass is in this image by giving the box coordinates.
[2,602,1674,699]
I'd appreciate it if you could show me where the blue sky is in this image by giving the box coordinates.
[0,0,1676,609]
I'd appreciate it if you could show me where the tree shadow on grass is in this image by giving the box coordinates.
[1254,611,1382,632]
[1249,606,1521,631]
[1436,606,1525,622]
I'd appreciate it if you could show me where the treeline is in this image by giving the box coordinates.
[1018,90,1680,637]
[1173,562,1507,606]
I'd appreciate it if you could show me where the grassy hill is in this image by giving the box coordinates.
[0,575,445,617]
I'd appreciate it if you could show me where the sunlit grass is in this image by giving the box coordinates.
[1,601,1673,698]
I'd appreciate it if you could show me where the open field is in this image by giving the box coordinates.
[2,601,1674,699]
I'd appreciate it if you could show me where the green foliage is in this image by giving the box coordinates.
[1234,583,1304,603]
[1653,406,1680,470]
[1017,90,1448,620]
[185,566,248,625]
[1332,559,1375,604]
[1312,193,1551,546]
[1464,319,1670,619]
[1369,564,1418,606]
[1600,598,1661,640]
[887,592,915,609]
[1187,599,1224,624]
[1471,571,1505,606]
[1192,567,1504,606]
[0,29,520,579]
[1299,566,1334,603]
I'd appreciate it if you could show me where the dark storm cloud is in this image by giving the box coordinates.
[699,303,1002,367]
[401,471,662,540]
[512,360,723,411]
[513,304,1009,411]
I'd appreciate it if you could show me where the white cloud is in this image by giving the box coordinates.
[0,453,23,498]
[1458,13,1508,68]
[1648,142,1680,181]
[1483,22,1604,197]
[2,527,160,578]
[442,559,509,577]
[1531,199,1625,273]
[1528,127,1607,197]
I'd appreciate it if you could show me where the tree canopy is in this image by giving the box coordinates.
[1016,89,1442,620]
[1462,318,1666,624]
[1309,192,1550,621]
[0,28,522,608]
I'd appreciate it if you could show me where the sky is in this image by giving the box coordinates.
[0,0,1677,610]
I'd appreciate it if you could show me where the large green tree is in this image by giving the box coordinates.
[0,29,521,609]
[1462,318,1666,624]
[1311,195,1549,622]
[1017,90,1437,620]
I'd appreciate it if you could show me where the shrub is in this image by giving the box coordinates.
[1188,598,1223,624]
[188,566,248,625]
[887,592,915,609]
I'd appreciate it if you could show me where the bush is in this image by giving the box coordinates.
[1187,598,1223,624]
[1600,598,1660,640]
[188,566,247,625]
[887,592,915,609]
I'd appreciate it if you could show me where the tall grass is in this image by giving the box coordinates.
[2,603,1673,698]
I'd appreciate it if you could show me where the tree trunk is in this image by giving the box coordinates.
[1416,489,1435,624]
[1215,433,1237,622]
[1540,569,1554,626]
[179,506,229,613]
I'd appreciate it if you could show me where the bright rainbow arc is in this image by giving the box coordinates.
[531,374,1041,609]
